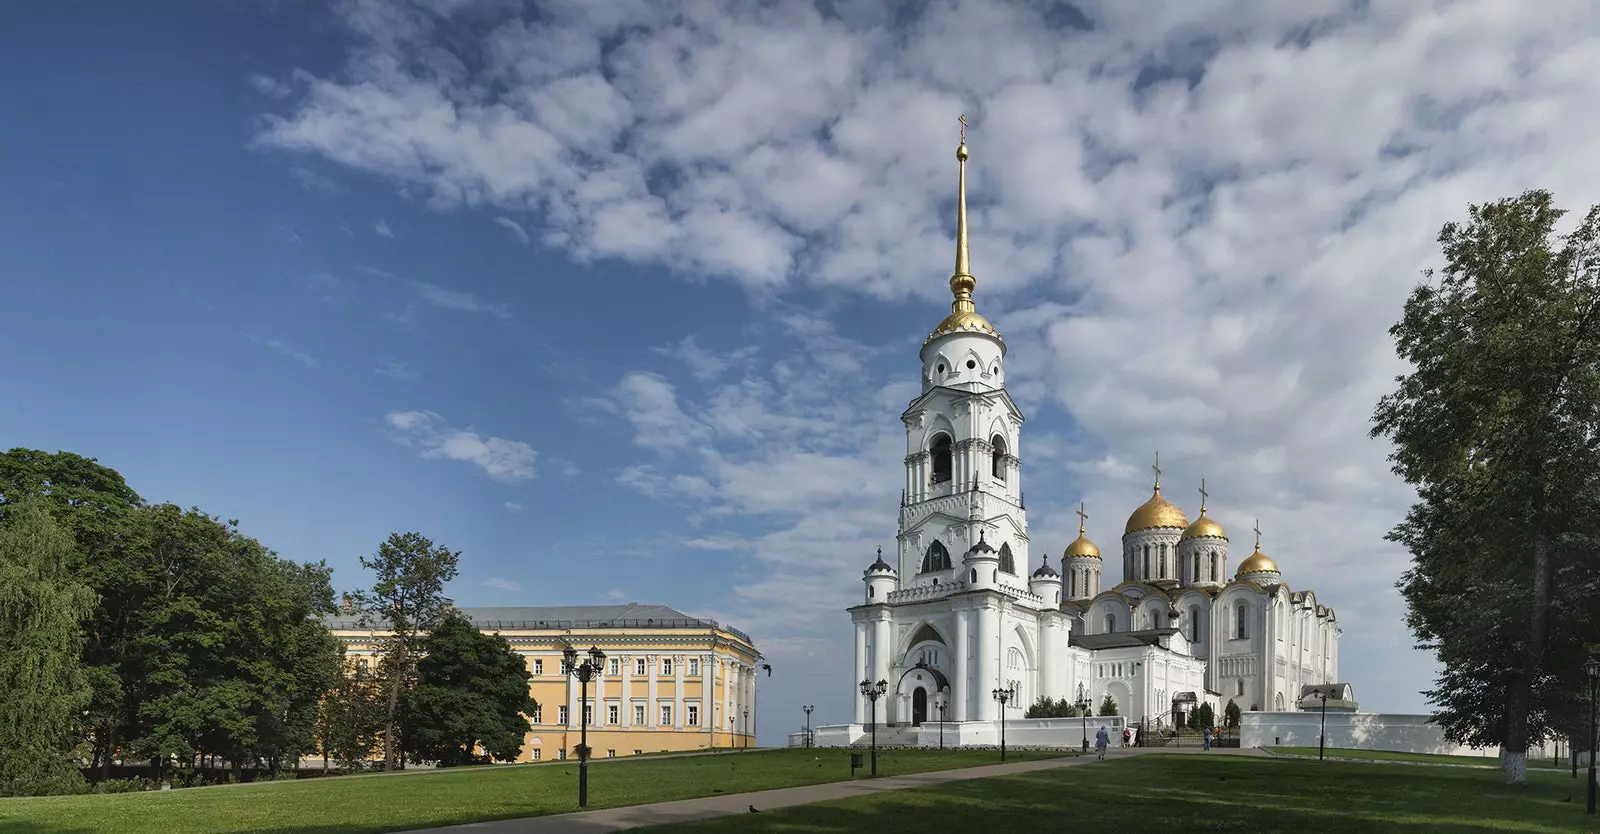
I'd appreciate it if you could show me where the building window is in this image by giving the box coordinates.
[661,705,673,725]
[608,658,620,676]
[583,704,593,725]
[636,657,646,676]
[930,434,953,484]
[688,705,699,726]
[558,706,569,725]
[688,658,700,676]
[357,657,370,673]
[991,434,1007,480]
[606,749,616,758]
[607,704,619,724]
[1104,613,1115,633]
[557,749,567,760]
[531,749,541,761]
[1142,545,1150,578]
[634,704,646,724]
[1189,606,1201,642]
[1235,603,1248,639]
[1211,552,1219,582]
[530,705,542,724]
[662,658,674,676]
[533,658,543,675]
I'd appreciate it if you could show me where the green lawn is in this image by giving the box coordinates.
[644,754,1598,833]
[0,748,1066,834]
[1270,746,1566,769]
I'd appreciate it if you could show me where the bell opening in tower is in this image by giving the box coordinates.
[990,434,1007,480]
[930,434,953,484]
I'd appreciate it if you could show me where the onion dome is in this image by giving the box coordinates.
[1063,502,1100,559]
[925,117,1003,347]
[864,546,896,576]
[1125,453,1189,533]
[1236,519,1281,576]
[1031,554,1060,579]
[1181,478,1227,541]
[965,529,997,558]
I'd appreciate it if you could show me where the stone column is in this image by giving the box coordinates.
[647,655,659,727]
[871,615,890,725]
[701,654,713,738]
[853,623,868,723]
[621,655,633,727]
[952,608,969,721]
[976,603,998,721]
[673,655,685,728]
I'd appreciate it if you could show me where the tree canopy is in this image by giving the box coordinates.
[401,612,537,766]
[1372,190,1600,783]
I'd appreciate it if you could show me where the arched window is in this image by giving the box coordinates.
[1159,545,1167,578]
[1069,571,1077,598]
[930,434,953,484]
[1192,554,1200,583]
[868,587,875,598]
[991,435,1007,481]
[1151,610,1163,629]
[1008,648,1024,670]
[1142,544,1150,578]
[1189,605,1201,642]
[970,568,978,583]
[1104,613,1115,633]
[1210,552,1219,582]
[997,542,1016,575]
[1235,602,1248,639]
[921,541,952,572]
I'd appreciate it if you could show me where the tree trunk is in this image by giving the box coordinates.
[1502,477,1553,785]
[98,724,115,788]
[384,641,405,771]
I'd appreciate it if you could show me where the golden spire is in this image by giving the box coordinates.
[950,114,975,313]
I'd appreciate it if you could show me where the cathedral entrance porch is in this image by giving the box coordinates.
[912,688,928,725]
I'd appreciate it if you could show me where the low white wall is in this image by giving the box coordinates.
[1241,712,1559,759]
[794,718,1127,749]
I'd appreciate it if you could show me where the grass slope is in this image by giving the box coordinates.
[0,748,1064,834]
[1269,746,1566,769]
[645,754,1596,833]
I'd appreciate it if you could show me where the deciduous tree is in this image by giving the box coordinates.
[401,612,536,766]
[1373,190,1600,784]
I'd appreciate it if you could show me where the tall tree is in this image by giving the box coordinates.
[401,612,537,766]
[318,656,387,771]
[352,532,460,770]
[1373,190,1600,783]
[0,498,98,796]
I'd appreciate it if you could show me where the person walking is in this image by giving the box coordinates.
[1202,726,1212,752]
[1095,726,1110,761]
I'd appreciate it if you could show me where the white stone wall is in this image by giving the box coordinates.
[1241,712,1558,759]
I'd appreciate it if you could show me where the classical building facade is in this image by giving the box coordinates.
[326,602,762,760]
[846,128,1341,739]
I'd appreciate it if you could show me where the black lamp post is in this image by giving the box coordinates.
[563,644,605,808]
[1585,657,1598,817]
[1319,688,1330,761]
[935,692,948,750]
[859,679,887,776]
[1076,682,1090,753]
[743,707,750,749]
[993,684,1017,762]
[803,705,814,749]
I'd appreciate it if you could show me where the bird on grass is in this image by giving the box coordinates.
[749,805,761,813]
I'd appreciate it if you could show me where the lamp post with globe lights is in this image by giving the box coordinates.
[562,645,606,808]
[993,684,1017,762]
[1076,682,1091,754]
[859,679,887,776]
[802,705,814,748]
[1585,657,1598,817]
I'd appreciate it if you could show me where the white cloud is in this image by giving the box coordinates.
[384,410,537,483]
[605,588,627,600]
[373,218,394,238]
[249,73,292,99]
[493,215,531,244]
[484,577,521,591]
[374,357,417,380]
[262,0,1600,731]
[358,265,512,319]
[242,332,319,368]
[290,166,347,195]
[503,501,524,514]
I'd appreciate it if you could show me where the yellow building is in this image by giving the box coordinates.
[326,603,762,761]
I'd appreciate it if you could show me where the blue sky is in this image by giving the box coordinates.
[4,0,1598,745]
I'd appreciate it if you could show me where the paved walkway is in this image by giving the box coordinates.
[408,747,1267,833]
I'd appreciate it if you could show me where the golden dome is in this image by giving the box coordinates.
[1181,512,1226,541]
[1124,487,1189,534]
[927,309,1000,344]
[1236,548,1280,576]
[1063,532,1100,560]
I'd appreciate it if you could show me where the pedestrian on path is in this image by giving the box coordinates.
[1202,726,1212,752]
[1095,726,1109,761]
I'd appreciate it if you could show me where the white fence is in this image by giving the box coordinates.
[1241,711,1560,759]
[791,717,1128,749]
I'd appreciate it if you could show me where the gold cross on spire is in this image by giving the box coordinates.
[1076,501,1089,534]
[1152,451,1162,490]
[959,113,967,144]
[1198,478,1208,512]
[1253,518,1262,550]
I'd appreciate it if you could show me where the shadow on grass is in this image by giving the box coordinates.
[640,755,1597,834]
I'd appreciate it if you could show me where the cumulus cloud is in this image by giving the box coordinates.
[263,0,1600,732]
[373,218,394,238]
[384,410,537,482]
[503,501,524,514]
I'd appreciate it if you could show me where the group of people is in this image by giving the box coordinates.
[1091,724,1223,760]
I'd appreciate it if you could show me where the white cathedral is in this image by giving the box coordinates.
[844,128,1342,740]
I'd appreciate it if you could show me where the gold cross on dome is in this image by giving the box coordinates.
[1253,518,1262,550]
[1198,478,1209,511]
[1076,502,1089,533]
[959,114,967,143]
[1152,451,1162,488]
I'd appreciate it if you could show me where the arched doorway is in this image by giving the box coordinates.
[912,688,928,726]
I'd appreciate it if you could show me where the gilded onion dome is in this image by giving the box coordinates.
[1181,478,1227,541]
[925,116,1002,346]
[1236,519,1281,576]
[1063,502,1100,559]
[1126,453,1189,533]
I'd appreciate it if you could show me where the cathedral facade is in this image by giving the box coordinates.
[847,128,1341,735]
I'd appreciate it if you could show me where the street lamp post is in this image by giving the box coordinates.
[1076,682,1090,753]
[562,645,606,809]
[803,705,814,749]
[743,707,750,749]
[993,685,1017,762]
[859,679,887,776]
[935,692,947,750]
[1319,689,1330,761]
[1585,657,1599,817]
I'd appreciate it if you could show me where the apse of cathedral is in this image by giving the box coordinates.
[849,121,1341,731]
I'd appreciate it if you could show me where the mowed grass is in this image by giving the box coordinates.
[645,754,1598,833]
[0,748,1067,834]
[1270,746,1566,769]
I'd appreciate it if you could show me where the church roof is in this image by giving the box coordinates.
[1071,627,1181,651]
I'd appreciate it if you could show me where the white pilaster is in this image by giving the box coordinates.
[953,608,969,721]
